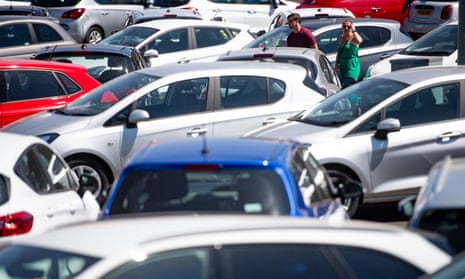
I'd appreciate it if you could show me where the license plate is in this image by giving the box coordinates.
[417,9,433,16]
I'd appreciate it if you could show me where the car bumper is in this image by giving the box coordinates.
[403,19,442,35]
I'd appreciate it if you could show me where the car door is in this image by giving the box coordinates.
[144,27,190,66]
[0,22,35,58]
[118,77,213,164]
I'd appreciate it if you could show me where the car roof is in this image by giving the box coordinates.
[371,65,465,85]
[134,17,249,30]
[219,47,323,61]
[35,43,137,57]
[0,14,55,22]
[11,214,444,260]
[138,60,307,78]
[126,137,300,167]
[0,132,46,167]
[135,7,203,20]
[300,17,401,30]
[0,58,88,70]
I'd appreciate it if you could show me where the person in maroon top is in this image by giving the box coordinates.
[286,13,318,49]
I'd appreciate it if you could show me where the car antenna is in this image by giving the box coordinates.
[48,44,58,61]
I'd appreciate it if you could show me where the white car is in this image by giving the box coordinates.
[99,18,256,67]
[3,61,325,205]
[0,132,100,238]
[0,214,452,278]
[366,20,457,78]
[268,7,355,31]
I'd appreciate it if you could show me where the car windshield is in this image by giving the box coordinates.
[291,78,408,126]
[99,26,158,47]
[57,72,158,116]
[400,24,457,56]
[106,169,291,216]
[0,244,99,277]
[244,26,291,48]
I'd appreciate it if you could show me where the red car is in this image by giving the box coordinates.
[296,0,410,24]
[0,59,100,127]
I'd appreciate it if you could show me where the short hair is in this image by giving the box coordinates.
[287,13,301,23]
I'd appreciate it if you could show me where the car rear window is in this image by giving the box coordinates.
[151,0,189,7]
[32,0,81,7]
[106,169,291,216]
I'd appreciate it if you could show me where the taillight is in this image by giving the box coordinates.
[0,211,33,237]
[253,53,274,58]
[181,7,198,12]
[62,8,86,19]
[440,5,452,20]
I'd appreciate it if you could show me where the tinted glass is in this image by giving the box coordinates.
[32,0,80,7]
[0,244,99,277]
[0,175,8,205]
[151,0,188,7]
[33,23,63,42]
[146,28,188,53]
[401,24,457,56]
[5,70,65,101]
[56,72,82,94]
[99,26,158,47]
[0,23,31,47]
[107,169,290,215]
[195,27,229,48]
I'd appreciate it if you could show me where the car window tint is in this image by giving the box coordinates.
[316,28,341,54]
[136,78,208,118]
[5,70,65,101]
[56,72,82,94]
[218,244,340,278]
[33,23,63,42]
[0,175,9,205]
[32,0,80,7]
[194,27,229,48]
[386,83,460,127]
[337,246,423,278]
[107,169,290,215]
[101,248,209,279]
[357,26,390,48]
[221,76,284,108]
[14,145,52,193]
[319,55,339,87]
[0,23,31,47]
[150,28,188,53]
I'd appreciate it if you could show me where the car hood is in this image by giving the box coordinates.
[244,119,340,144]
[4,110,91,136]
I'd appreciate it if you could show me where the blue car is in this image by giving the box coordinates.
[102,137,362,219]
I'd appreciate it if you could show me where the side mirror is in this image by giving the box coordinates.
[82,190,101,219]
[398,195,416,218]
[128,109,150,124]
[374,118,400,140]
[144,49,159,59]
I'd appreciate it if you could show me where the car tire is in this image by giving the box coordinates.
[86,26,104,44]
[67,157,111,206]
[326,167,362,217]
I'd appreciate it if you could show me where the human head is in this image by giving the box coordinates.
[287,13,301,25]
[342,19,353,31]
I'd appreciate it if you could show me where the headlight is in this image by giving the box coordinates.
[38,133,60,143]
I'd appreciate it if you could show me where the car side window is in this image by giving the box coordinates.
[0,23,31,47]
[14,144,75,193]
[136,78,208,118]
[194,27,229,48]
[33,23,63,42]
[385,83,460,127]
[356,26,390,48]
[315,28,341,54]
[319,55,340,87]
[149,28,189,54]
[95,0,145,5]
[0,175,9,205]
[56,72,82,94]
[101,248,209,279]
[5,70,65,102]
[220,76,284,109]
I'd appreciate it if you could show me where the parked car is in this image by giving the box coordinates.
[268,7,355,31]
[125,7,203,27]
[98,18,256,67]
[31,0,147,43]
[295,0,409,24]
[422,250,465,279]
[403,0,457,39]
[102,137,362,219]
[399,155,465,255]
[366,20,457,78]
[0,131,100,238]
[0,3,51,17]
[0,15,75,59]
[0,214,452,278]
[149,0,296,35]
[3,61,325,205]
[244,65,465,217]
[245,18,413,81]
[0,59,101,128]
[217,47,341,96]
[33,43,148,83]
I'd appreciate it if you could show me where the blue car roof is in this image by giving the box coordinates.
[126,137,302,167]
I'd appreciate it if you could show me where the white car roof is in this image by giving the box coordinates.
[0,132,46,171]
[286,7,355,18]
[219,46,324,60]
[11,214,451,273]
[135,18,250,31]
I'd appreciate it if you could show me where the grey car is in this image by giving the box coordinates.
[217,47,341,96]
[2,61,324,205]
[0,16,75,58]
[31,0,147,43]
[245,18,413,81]
[244,66,465,216]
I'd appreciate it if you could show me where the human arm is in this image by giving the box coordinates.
[352,27,363,45]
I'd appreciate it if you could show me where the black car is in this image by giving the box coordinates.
[33,44,148,83]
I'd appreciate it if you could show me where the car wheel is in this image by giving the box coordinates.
[67,157,110,206]
[86,27,103,44]
[326,167,362,217]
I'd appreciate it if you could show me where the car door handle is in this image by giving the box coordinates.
[371,7,381,12]
[248,10,256,14]
[379,53,393,60]
[187,127,208,137]
[101,11,109,15]
[177,58,190,64]
[262,117,277,125]
[46,209,54,218]
[69,205,77,215]
[438,131,461,143]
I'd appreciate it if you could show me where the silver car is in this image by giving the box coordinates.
[31,0,146,43]
[245,18,413,81]
[217,47,341,96]
[3,61,325,205]
[244,66,465,216]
